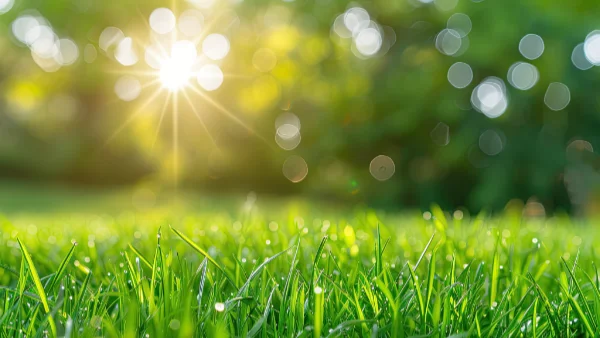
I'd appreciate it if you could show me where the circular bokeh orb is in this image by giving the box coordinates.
[446,13,471,37]
[544,82,570,111]
[197,64,224,91]
[150,8,176,35]
[479,130,504,156]
[202,34,230,60]
[572,43,593,70]
[282,155,308,183]
[507,62,539,90]
[519,34,544,60]
[114,76,141,101]
[0,0,14,14]
[369,155,395,181]
[275,124,301,151]
[447,62,473,88]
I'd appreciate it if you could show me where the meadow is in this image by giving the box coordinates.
[0,187,597,337]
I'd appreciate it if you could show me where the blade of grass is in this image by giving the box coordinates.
[170,225,238,290]
[17,238,57,337]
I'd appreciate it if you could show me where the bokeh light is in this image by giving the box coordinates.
[584,30,600,65]
[202,34,230,61]
[447,13,472,37]
[435,29,462,56]
[519,34,544,60]
[150,8,176,35]
[431,122,450,146]
[447,62,473,88]
[115,37,138,66]
[114,76,142,102]
[544,82,570,111]
[369,155,395,181]
[471,77,508,118]
[0,0,14,14]
[99,27,124,52]
[178,9,204,38]
[283,155,308,183]
[196,64,224,91]
[479,129,504,156]
[572,43,593,70]
[507,62,539,90]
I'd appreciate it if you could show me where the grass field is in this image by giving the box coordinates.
[0,187,599,337]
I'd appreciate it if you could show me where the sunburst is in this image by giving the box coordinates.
[104,4,262,185]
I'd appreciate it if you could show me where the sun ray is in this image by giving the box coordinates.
[187,84,272,148]
[106,5,257,187]
[181,90,218,148]
[191,11,228,47]
[172,91,179,185]
[105,69,160,77]
[104,85,164,146]
[152,92,172,150]
[102,78,162,108]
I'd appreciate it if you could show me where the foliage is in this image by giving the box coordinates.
[0,0,599,210]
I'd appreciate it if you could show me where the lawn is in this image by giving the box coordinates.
[0,186,597,337]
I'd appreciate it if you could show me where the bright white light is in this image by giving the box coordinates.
[197,64,223,91]
[115,76,141,101]
[275,124,301,150]
[159,40,198,91]
[202,34,230,60]
[0,0,14,14]
[471,77,508,118]
[584,31,600,65]
[12,15,39,43]
[150,8,176,35]
[30,30,58,58]
[24,22,49,46]
[115,37,138,66]
[160,60,192,91]
[354,27,382,56]
[343,7,370,36]
[171,40,197,65]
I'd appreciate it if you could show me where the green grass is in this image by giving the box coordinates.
[0,194,598,337]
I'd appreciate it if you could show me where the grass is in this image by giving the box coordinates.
[0,190,598,337]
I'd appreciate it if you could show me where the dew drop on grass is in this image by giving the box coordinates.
[215,302,225,312]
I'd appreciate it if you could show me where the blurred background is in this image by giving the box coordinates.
[0,0,599,213]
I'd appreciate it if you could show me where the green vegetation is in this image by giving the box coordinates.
[0,193,597,337]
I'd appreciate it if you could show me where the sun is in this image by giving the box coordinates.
[158,40,196,91]
[159,57,193,91]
